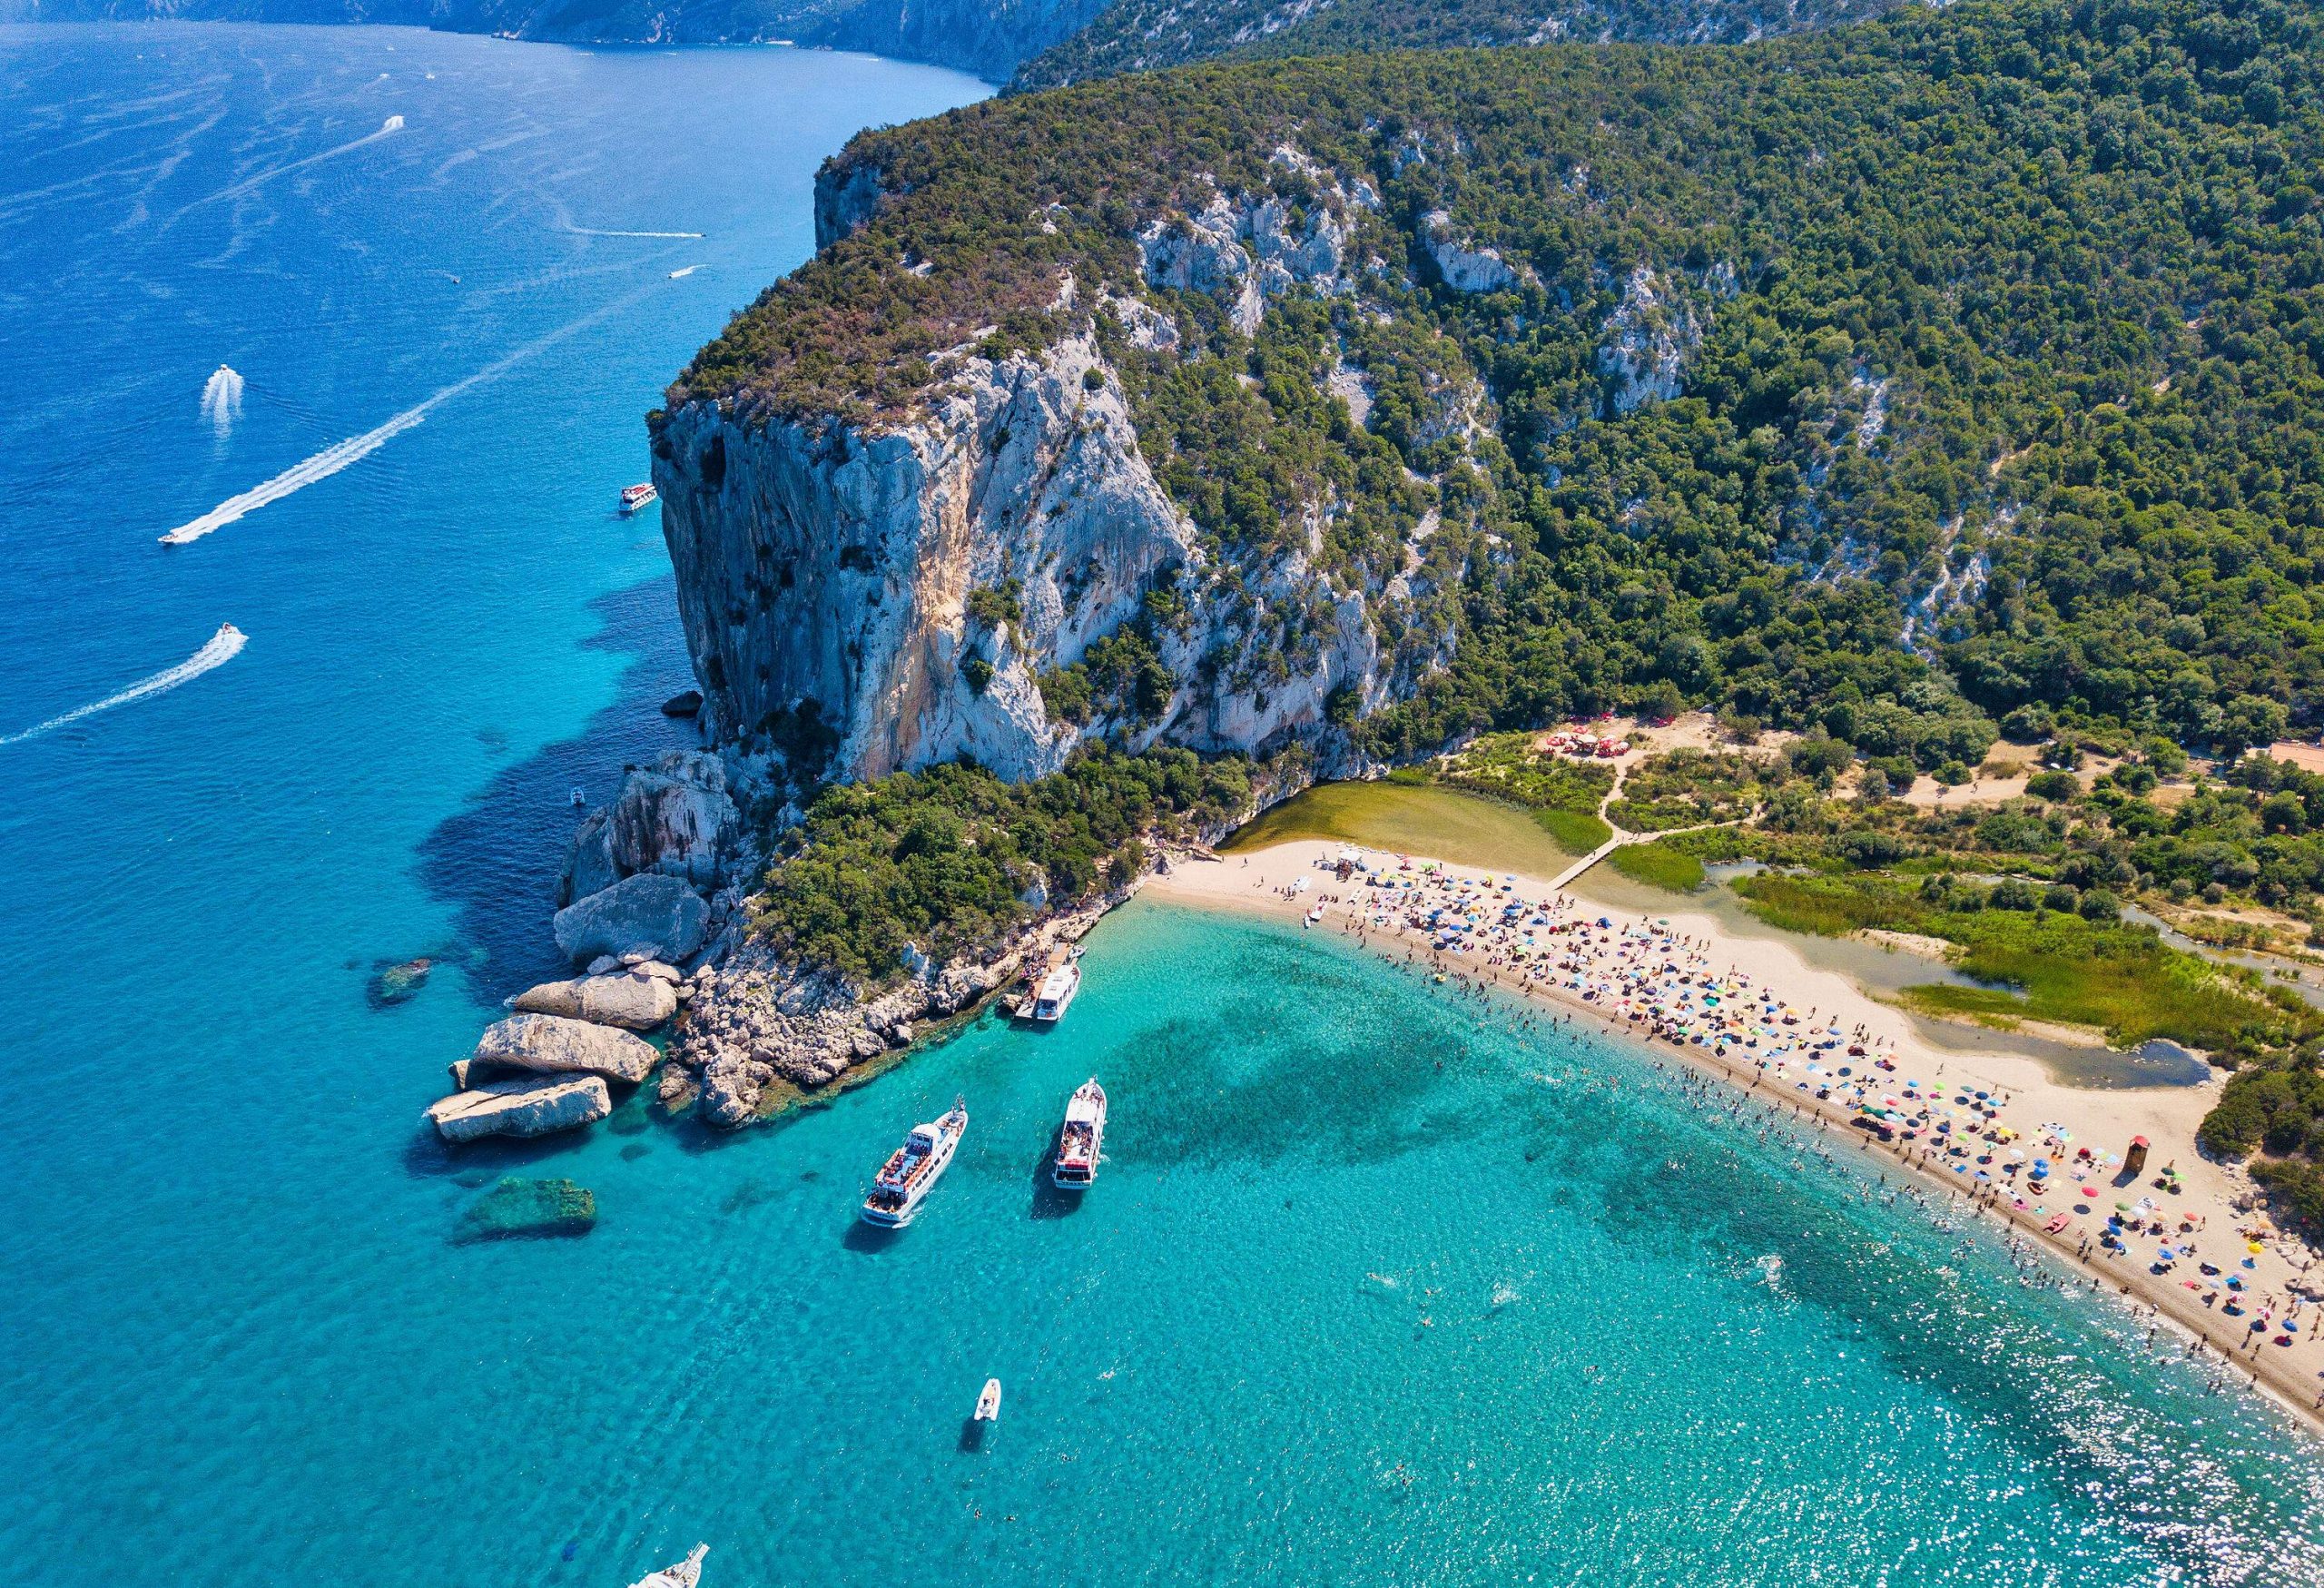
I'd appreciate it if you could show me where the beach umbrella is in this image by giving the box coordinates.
[2249,1241,2266,1254]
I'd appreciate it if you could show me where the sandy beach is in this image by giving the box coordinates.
[1152,839,2324,1437]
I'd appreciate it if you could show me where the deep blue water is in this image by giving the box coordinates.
[4,24,2324,1588]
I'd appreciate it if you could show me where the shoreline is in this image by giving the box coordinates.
[1149,839,2324,1441]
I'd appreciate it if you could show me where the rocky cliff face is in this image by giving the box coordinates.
[655,318,1394,783]
[658,147,1430,784]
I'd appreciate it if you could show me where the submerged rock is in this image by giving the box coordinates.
[367,956,434,1009]
[454,1177,596,1242]
[552,872,709,964]
[471,1012,658,1083]
[425,1075,610,1142]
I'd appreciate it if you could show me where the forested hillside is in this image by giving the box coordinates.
[1011,0,1902,91]
[682,0,2324,765]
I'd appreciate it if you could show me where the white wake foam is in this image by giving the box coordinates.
[0,624,246,747]
[162,406,427,544]
[200,364,245,437]
[176,114,406,217]
[667,265,699,279]
[161,282,656,546]
[564,227,704,238]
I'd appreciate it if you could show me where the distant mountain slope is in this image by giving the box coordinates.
[11,0,1901,84]
[3,0,1113,82]
[1009,0,1907,91]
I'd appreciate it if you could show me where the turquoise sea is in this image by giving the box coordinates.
[3,24,2322,1587]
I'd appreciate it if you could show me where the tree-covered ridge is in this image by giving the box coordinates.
[746,745,1254,983]
[674,0,2324,764]
[1009,0,1903,92]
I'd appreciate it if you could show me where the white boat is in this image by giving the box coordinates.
[1019,948,1081,1024]
[860,1097,967,1228]
[619,482,658,513]
[629,1544,708,1588]
[973,1377,1002,1422]
[1052,1078,1107,1189]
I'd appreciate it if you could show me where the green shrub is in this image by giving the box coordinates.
[1609,842,1704,893]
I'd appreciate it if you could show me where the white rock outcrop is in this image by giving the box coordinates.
[426,1075,611,1143]
[471,1012,660,1084]
[512,971,680,1032]
[655,330,1387,784]
[606,750,740,887]
[1597,265,1705,414]
[1135,156,1372,333]
[1421,211,1517,293]
[552,873,710,964]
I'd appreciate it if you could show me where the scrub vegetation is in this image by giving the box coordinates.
[699,0,2324,1222]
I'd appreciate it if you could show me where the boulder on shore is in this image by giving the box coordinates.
[471,1012,658,1083]
[660,689,704,717]
[512,971,678,1032]
[552,872,709,964]
[558,807,618,908]
[608,750,739,886]
[426,1075,609,1142]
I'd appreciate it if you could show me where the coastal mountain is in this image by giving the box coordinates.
[3,0,1113,81]
[1009,0,1906,91]
[11,0,1903,83]
[655,0,2319,792]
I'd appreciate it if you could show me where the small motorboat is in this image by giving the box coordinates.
[973,1378,1002,1422]
[569,787,587,807]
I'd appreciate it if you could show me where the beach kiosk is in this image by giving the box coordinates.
[2124,1135,2151,1177]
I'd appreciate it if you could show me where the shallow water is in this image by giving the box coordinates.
[4,24,2323,1588]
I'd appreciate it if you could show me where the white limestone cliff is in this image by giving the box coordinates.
[654,329,1388,784]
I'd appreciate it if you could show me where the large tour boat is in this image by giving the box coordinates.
[1016,947,1082,1024]
[860,1097,967,1228]
[1052,1078,1107,1189]
[618,482,658,513]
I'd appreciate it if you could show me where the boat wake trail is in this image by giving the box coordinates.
[0,624,246,747]
[563,226,704,238]
[200,363,246,437]
[175,114,404,218]
[162,406,427,544]
[160,282,655,546]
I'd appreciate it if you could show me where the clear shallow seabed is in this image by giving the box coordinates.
[2,24,2321,1588]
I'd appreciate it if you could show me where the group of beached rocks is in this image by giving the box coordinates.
[422,748,741,1145]
[666,901,1108,1128]
[421,734,1216,1146]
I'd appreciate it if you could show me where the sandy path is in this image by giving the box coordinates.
[1150,839,2324,1437]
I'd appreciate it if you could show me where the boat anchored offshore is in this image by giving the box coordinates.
[618,482,658,513]
[627,1544,708,1588]
[1053,1078,1107,1189]
[861,1097,967,1228]
[1015,946,1082,1024]
[974,1378,1002,1422]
